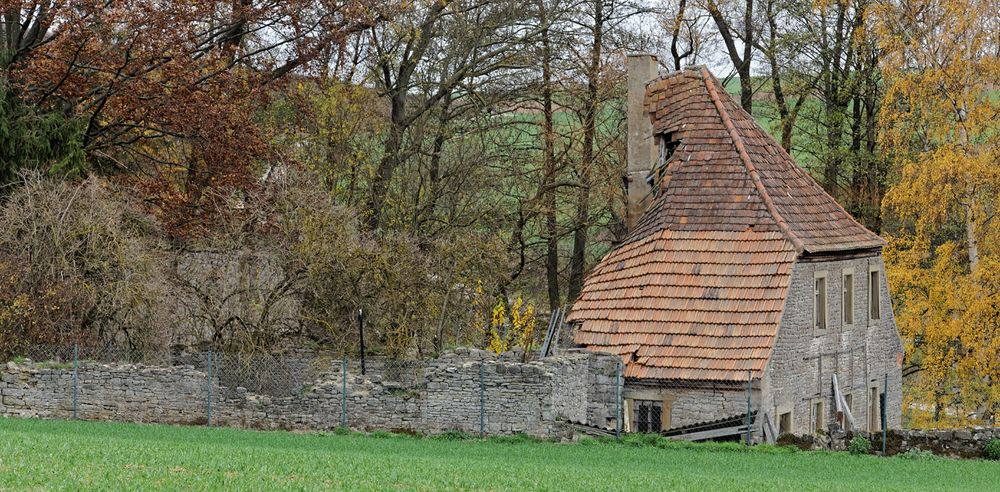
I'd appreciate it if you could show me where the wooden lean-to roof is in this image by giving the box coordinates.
[568,67,885,383]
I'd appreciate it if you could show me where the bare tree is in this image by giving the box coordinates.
[704,0,758,113]
[364,0,540,231]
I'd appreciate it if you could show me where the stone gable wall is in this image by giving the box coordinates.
[0,348,619,439]
[762,253,904,436]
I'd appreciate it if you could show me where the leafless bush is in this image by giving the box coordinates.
[0,173,167,354]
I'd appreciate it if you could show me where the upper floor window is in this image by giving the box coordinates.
[869,269,881,320]
[814,272,828,333]
[843,270,855,326]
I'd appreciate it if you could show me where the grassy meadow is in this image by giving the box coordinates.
[1,418,997,491]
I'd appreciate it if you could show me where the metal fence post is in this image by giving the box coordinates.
[206,350,213,427]
[358,309,366,375]
[882,372,888,455]
[72,343,78,419]
[341,356,348,428]
[615,361,622,440]
[745,369,752,446]
[479,361,485,438]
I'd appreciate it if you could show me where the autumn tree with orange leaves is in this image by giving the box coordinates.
[1,0,392,235]
[877,0,1000,426]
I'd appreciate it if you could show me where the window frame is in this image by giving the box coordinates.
[810,398,825,434]
[777,409,793,436]
[624,390,673,434]
[813,271,829,335]
[632,399,665,433]
[842,268,855,328]
[868,385,881,432]
[869,266,882,321]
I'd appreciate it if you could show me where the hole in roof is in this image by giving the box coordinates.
[646,133,682,192]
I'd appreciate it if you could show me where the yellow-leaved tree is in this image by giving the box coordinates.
[876,0,1000,426]
[481,295,538,356]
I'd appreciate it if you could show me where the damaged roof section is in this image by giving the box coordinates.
[632,67,885,253]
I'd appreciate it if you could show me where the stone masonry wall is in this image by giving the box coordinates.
[0,348,619,439]
[623,381,754,430]
[762,253,904,437]
[781,428,1000,459]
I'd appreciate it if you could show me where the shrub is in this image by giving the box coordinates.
[849,436,872,455]
[753,444,799,454]
[898,448,938,461]
[0,175,165,355]
[984,439,1000,460]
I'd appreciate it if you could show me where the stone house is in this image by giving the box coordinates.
[567,57,903,440]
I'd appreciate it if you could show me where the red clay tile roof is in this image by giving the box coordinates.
[568,67,885,382]
[631,67,885,253]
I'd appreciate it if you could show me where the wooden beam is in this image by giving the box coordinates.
[669,425,747,442]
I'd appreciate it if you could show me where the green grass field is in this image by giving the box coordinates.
[1,419,997,491]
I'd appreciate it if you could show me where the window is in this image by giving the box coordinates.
[868,386,880,431]
[633,399,663,433]
[814,272,828,333]
[869,269,881,320]
[810,399,825,434]
[778,411,792,435]
[843,271,855,326]
[838,393,854,430]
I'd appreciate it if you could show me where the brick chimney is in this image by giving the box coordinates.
[625,54,658,231]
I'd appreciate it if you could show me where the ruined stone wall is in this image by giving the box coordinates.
[0,362,212,425]
[782,428,1000,459]
[0,348,619,439]
[763,253,904,436]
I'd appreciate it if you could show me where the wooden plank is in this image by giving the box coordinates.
[550,307,566,354]
[762,412,776,444]
[669,425,747,442]
[539,308,560,358]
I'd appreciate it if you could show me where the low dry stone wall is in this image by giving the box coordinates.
[778,428,1000,459]
[0,348,619,439]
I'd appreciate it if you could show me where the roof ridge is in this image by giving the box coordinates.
[698,67,805,253]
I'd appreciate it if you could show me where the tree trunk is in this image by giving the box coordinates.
[540,9,560,312]
[763,0,794,150]
[368,94,407,231]
[567,0,604,304]
[707,0,754,114]
[957,109,980,270]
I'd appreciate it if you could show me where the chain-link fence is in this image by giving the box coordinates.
[0,344,635,438]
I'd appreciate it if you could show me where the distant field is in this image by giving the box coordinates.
[1,419,997,491]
